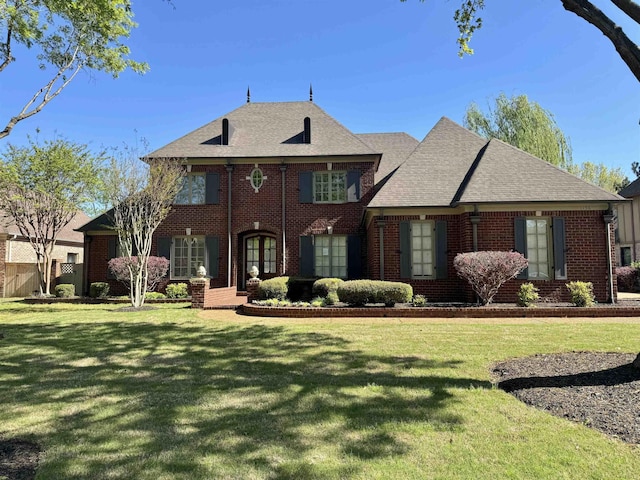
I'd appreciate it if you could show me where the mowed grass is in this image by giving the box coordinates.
[0,300,639,479]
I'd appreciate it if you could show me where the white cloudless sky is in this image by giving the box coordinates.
[1,0,638,180]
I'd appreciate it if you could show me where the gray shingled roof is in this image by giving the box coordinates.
[357,133,419,184]
[1,210,91,242]
[370,117,623,208]
[148,101,378,159]
[619,177,640,198]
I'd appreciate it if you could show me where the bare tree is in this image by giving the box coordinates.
[104,154,184,308]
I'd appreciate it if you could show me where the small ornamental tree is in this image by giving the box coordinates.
[454,251,528,305]
[108,256,169,292]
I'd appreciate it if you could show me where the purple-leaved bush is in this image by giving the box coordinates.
[454,251,528,305]
[108,256,169,292]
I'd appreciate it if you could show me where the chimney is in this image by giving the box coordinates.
[303,117,311,144]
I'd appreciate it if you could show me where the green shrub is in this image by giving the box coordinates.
[337,280,412,307]
[166,283,189,298]
[566,281,595,307]
[145,292,166,300]
[517,283,539,307]
[286,277,317,301]
[323,291,339,306]
[311,297,324,307]
[312,278,344,298]
[54,284,75,298]
[89,282,110,298]
[412,294,427,307]
[258,276,289,300]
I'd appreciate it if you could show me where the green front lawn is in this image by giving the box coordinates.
[0,300,638,479]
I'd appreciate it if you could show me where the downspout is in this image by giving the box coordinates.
[631,200,637,262]
[83,235,91,296]
[470,208,480,252]
[226,163,234,287]
[280,163,287,275]
[604,211,615,303]
[378,210,385,280]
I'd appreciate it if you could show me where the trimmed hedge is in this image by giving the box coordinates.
[258,276,289,300]
[337,280,413,307]
[89,282,110,298]
[55,284,75,298]
[166,283,189,299]
[312,278,344,298]
[616,266,637,292]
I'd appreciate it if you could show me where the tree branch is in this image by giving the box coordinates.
[0,25,13,73]
[561,0,640,82]
[610,0,640,25]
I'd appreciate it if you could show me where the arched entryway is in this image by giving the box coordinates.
[240,232,277,289]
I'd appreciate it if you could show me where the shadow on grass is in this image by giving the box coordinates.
[0,321,490,479]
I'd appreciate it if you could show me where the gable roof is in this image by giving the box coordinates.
[356,132,419,184]
[148,101,379,160]
[370,117,623,208]
[619,177,640,198]
[0,210,90,243]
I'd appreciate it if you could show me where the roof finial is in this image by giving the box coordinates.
[309,83,313,102]
[247,86,251,103]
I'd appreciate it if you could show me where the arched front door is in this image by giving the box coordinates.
[242,233,277,289]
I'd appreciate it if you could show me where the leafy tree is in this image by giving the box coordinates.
[464,93,628,193]
[0,0,148,139]
[0,137,105,295]
[103,149,184,308]
[404,1,640,82]
[108,256,169,293]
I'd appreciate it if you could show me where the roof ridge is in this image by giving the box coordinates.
[451,141,490,206]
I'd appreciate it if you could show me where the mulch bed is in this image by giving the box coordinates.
[0,438,41,480]
[492,352,640,444]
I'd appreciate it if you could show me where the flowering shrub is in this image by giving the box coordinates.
[454,251,528,305]
[107,256,169,292]
[615,266,637,292]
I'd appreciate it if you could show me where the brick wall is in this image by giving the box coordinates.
[368,209,613,303]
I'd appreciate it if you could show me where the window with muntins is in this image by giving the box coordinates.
[172,236,205,278]
[314,171,346,203]
[526,219,550,279]
[411,221,434,278]
[175,174,206,205]
[314,235,347,277]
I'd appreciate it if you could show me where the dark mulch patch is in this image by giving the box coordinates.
[492,352,640,444]
[0,438,41,480]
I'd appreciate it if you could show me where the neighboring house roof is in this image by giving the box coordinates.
[619,177,640,198]
[356,132,419,184]
[370,117,624,208]
[75,209,114,233]
[148,101,379,160]
[0,209,91,243]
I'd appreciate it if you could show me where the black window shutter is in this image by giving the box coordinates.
[299,236,314,276]
[347,235,362,279]
[514,217,528,279]
[157,237,171,277]
[347,170,361,202]
[206,236,219,278]
[205,173,220,205]
[299,172,313,203]
[435,220,448,279]
[399,221,411,279]
[552,217,567,280]
[107,236,117,279]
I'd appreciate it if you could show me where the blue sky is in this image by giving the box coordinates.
[1,0,638,177]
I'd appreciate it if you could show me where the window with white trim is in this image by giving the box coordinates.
[314,235,347,278]
[411,221,434,278]
[313,171,346,203]
[172,236,205,278]
[526,219,551,279]
[175,174,205,205]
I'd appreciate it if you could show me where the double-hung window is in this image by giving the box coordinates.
[172,236,205,278]
[515,216,566,280]
[314,171,346,203]
[411,221,434,278]
[526,219,551,279]
[175,174,206,205]
[314,235,347,278]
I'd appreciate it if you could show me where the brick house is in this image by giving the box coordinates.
[615,178,640,266]
[79,100,622,303]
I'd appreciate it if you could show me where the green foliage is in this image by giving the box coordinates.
[312,278,344,298]
[566,281,595,307]
[54,284,75,298]
[258,276,289,300]
[89,282,110,298]
[323,291,339,306]
[310,297,324,307]
[567,161,629,194]
[166,283,189,299]
[412,294,427,307]
[145,292,166,300]
[337,280,413,307]
[517,283,539,307]
[0,0,148,137]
